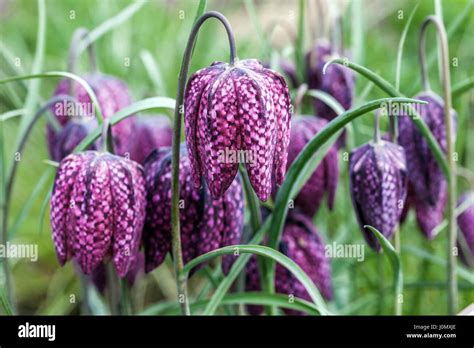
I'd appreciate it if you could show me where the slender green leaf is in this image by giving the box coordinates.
[139,50,167,96]
[76,0,147,55]
[0,286,13,315]
[395,2,419,90]
[8,167,54,238]
[365,225,403,315]
[295,0,305,82]
[306,89,345,115]
[74,97,175,152]
[323,58,449,178]
[452,77,474,99]
[0,109,25,122]
[402,246,474,283]
[203,218,268,315]
[181,244,329,315]
[193,0,207,25]
[141,292,321,316]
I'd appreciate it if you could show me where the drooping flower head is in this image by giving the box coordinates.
[47,73,135,158]
[349,140,407,251]
[283,116,339,217]
[244,212,333,315]
[50,151,146,277]
[184,59,292,201]
[456,192,474,268]
[397,91,456,206]
[142,146,244,273]
[128,115,173,164]
[305,40,355,121]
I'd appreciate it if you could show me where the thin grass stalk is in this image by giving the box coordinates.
[419,15,458,314]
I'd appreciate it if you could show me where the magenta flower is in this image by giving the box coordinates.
[306,40,355,121]
[184,59,292,201]
[244,212,333,315]
[414,182,447,239]
[128,116,173,164]
[142,147,244,273]
[397,91,456,206]
[349,140,407,251]
[47,73,135,158]
[284,116,339,216]
[456,193,474,267]
[50,151,146,277]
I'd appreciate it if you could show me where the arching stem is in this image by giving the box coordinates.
[67,28,98,95]
[419,15,457,314]
[0,95,74,313]
[170,11,237,316]
[373,112,381,143]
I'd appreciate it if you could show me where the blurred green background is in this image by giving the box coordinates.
[0,0,473,315]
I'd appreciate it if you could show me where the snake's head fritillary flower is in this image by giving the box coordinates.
[50,151,146,277]
[283,116,339,216]
[142,147,244,274]
[184,59,292,201]
[398,91,457,206]
[456,193,474,268]
[51,120,97,161]
[414,182,447,239]
[47,73,135,158]
[244,212,333,315]
[129,116,173,164]
[349,140,407,251]
[305,40,355,121]
[279,59,299,88]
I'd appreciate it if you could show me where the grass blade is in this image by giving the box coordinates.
[181,244,330,315]
[140,50,167,96]
[76,0,147,55]
[452,77,474,100]
[365,225,403,315]
[74,97,175,152]
[141,292,321,316]
[0,286,13,315]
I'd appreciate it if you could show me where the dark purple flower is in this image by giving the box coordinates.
[397,91,456,206]
[50,151,146,277]
[47,73,135,158]
[279,59,299,88]
[413,181,447,239]
[284,116,339,216]
[184,59,292,201]
[244,212,333,315]
[129,116,173,164]
[349,140,407,251]
[456,193,474,267]
[51,120,97,161]
[306,40,355,121]
[142,147,244,273]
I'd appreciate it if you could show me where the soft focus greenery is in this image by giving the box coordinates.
[0,0,472,315]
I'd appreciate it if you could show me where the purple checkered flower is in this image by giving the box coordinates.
[129,116,173,164]
[184,59,292,201]
[413,181,447,239]
[47,73,135,158]
[284,116,339,217]
[398,91,456,206]
[142,147,244,273]
[456,193,474,267]
[244,212,333,315]
[306,40,355,121]
[349,140,407,251]
[50,151,146,277]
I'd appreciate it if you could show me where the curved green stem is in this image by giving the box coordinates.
[323,58,449,179]
[0,95,74,313]
[170,11,237,316]
[67,28,98,95]
[419,15,457,314]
